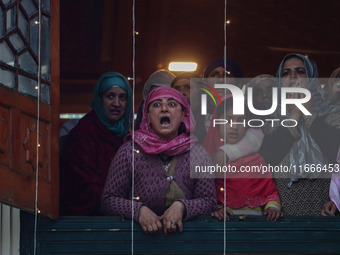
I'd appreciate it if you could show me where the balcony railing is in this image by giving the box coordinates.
[20,212,340,254]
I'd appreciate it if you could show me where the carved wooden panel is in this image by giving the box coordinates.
[20,115,50,181]
[0,0,59,219]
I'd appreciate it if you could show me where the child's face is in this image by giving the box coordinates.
[218,107,247,144]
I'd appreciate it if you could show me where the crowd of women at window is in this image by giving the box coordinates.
[59,53,340,234]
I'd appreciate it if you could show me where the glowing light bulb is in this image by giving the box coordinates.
[168,62,197,72]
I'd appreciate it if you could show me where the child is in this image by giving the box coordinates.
[203,95,282,221]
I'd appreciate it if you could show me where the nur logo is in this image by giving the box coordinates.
[199,83,222,115]
[200,84,312,116]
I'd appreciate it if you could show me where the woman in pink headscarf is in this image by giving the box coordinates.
[101,87,216,235]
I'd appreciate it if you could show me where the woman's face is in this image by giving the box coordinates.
[208,67,239,96]
[147,97,184,140]
[328,79,340,105]
[253,79,275,109]
[172,78,201,111]
[208,67,227,79]
[172,79,191,103]
[102,87,128,122]
[281,57,308,88]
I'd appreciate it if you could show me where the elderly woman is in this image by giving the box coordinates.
[60,72,132,216]
[101,87,216,235]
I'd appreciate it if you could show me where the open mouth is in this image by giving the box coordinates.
[160,117,171,127]
[110,109,120,115]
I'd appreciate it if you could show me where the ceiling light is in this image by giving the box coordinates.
[60,113,86,119]
[168,62,197,72]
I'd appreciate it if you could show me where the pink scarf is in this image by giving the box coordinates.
[133,87,197,156]
[330,148,340,211]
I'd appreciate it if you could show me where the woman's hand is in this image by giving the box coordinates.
[211,207,233,221]
[287,92,302,121]
[160,201,185,235]
[287,91,314,121]
[213,149,229,166]
[138,205,163,234]
[321,201,338,216]
[263,208,283,221]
